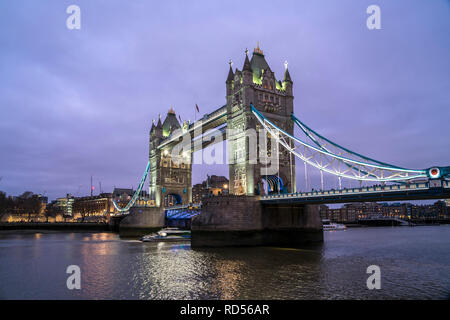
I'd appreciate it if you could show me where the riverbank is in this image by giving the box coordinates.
[342,219,450,227]
[0,222,109,231]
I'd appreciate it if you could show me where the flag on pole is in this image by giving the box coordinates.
[196,104,200,113]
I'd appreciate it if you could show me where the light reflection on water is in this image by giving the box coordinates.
[0,226,449,299]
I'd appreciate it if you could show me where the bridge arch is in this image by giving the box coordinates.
[164,193,183,207]
[261,175,286,195]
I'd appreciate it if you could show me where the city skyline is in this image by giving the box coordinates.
[1,1,449,201]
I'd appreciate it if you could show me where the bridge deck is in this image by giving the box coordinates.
[158,106,227,149]
[260,181,450,205]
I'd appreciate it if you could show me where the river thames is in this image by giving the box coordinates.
[0,226,449,300]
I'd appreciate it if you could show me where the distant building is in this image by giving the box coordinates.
[410,201,448,220]
[55,194,75,217]
[319,201,449,223]
[112,188,134,210]
[191,184,204,204]
[111,187,149,209]
[72,193,114,222]
[192,175,229,204]
[45,194,75,221]
[112,188,134,200]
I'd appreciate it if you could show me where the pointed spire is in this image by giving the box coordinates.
[283,60,292,83]
[151,119,155,130]
[226,59,234,83]
[156,113,162,128]
[243,48,252,72]
[168,106,175,114]
[254,41,264,55]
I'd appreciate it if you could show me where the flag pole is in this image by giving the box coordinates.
[195,104,200,124]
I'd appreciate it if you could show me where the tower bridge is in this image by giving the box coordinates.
[114,44,450,245]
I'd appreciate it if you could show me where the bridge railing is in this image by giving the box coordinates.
[260,182,436,200]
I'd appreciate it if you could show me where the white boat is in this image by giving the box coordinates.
[322,219,347,231]
[140,227,191,242]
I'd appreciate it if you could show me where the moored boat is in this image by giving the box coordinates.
[322,219,347,231]
[140,227,191,242]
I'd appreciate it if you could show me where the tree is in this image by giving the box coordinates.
[0,191,7,220]
[15,192,41,222]
[0,191,16,221]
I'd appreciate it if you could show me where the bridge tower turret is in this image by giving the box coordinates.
[226,60,234,99]
[283,62,294,112]
[149,108,192,207]
[242,49,253,85]
[149,115,163,206]
[227,44,296,196]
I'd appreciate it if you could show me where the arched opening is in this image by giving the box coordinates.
[164,193,182,207]
[261,175,286,195]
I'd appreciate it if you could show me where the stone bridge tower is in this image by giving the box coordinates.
[149,108,192,207]
[226,44,296,196]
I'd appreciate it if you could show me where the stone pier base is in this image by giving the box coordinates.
[109,215,125,232]
[191,196,323,247]
[119,206,164,237]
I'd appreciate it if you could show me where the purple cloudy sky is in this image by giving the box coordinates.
[0,0,449,201]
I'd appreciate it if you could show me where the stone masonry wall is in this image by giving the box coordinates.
[191,195,323,247]
[119,206,165,236]
[191,195,262,231]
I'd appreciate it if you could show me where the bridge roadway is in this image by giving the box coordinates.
[260,181,450,205]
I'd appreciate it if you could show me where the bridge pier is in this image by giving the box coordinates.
[108,215,125,232]
[191,196,323,247]
[119,206,165,237]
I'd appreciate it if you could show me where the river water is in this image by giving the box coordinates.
[0,226,449,300]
